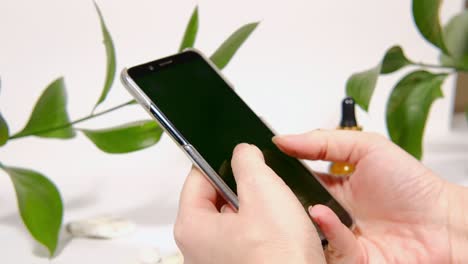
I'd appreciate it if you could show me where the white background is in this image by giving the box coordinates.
[0,0,467,262]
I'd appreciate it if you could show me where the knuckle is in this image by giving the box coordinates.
[362,132,391,152]
[368,131,386,140]
[367,132,391,147]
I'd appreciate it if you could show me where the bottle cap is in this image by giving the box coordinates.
[340,97,357,128]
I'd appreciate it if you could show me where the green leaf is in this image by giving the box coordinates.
[444,11,468,61]
[346,46,412,112]
[0,165,63,256]
[381,46,412,74]
[210,22,259,70]
[92,1,117,112]
[0,113,8,146]
[0,79,9,146]
[14,77,75,139]
[386,70,447,159]
[412,0,448,53]
[178,6,199,52]
[81,120,163,154]
[439,54,468,70]
[439,11,468,69]
[346,64,381,111]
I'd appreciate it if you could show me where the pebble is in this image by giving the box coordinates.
[162,252,183,264]
[137,248,183,264]
[138,248,163,264]
[66,215,136,239]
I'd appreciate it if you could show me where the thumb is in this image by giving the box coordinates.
[230,143,294,209]
[309,205,363,263]
[273,129,386,164]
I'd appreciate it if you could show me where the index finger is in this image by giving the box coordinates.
[178,166,219,214]
[273,130,387,164]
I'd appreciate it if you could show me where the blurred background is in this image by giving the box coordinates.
[0,0,467,262]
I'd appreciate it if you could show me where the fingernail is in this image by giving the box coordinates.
[309,206,322,225]
[272,136,279,143]
[272,135,292,142]
[308,205,319,219]
[308,205,315,216]
[220,204,227,213]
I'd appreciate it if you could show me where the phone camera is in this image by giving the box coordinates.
[148,65,155,71]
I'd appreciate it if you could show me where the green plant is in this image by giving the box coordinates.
[0,3,258,257]
[346,0,468,159]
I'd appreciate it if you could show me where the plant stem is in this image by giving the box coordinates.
[412,62,467,72]
[9,100,136,140]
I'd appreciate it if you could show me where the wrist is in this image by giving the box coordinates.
[444,182,468,262]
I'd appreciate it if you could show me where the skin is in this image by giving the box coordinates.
[275,130,468,263]
[174,143,326,264]
[175,130,468,263]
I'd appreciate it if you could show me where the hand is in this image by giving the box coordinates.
[174,143,326,264]
[274,130,468,263]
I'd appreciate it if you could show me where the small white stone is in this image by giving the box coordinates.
[138,248,163,264]
[162,252,183,264]
[66,215,136,239]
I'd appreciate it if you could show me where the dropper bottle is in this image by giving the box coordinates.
[329,97,362,177]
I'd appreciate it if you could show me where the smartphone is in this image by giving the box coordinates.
[121,49,353,236]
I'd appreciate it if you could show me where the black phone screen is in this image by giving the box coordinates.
[128,50,351,226]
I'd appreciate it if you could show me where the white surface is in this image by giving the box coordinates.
[0,0,467,262]
[0,224,178,263]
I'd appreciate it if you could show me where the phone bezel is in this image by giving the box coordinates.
[120,49,354,238]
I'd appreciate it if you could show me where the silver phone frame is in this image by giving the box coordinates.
[121,49,239,209]
[120,48,353,236]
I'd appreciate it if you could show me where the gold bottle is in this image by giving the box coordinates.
[329,97,362,177]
